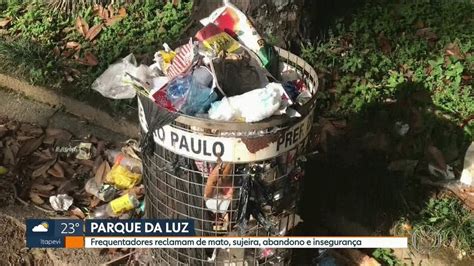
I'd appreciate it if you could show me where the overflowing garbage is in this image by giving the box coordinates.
[90,2,317,264]
[93,1,313,124]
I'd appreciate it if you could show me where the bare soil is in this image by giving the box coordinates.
[0,214,51,265]
[0,203,121,266]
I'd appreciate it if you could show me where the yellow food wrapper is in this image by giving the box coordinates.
[195,23,241,54]
[106,164,141,189]
[110,194,134,214]
[159,50,176,64]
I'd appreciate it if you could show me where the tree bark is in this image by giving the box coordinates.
[189,0,364,51]
[189,0,305,50]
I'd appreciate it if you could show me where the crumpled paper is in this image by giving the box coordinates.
[49,194,74,211]
[460,142,474,186]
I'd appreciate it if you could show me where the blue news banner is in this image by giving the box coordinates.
[26,219,195,248]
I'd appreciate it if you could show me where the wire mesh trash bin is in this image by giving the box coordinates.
[138,47,318,265]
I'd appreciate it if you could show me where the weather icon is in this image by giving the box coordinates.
[32,222,49,232]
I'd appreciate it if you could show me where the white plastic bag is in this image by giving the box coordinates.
[92,54,139,99]
[208,83,283,122]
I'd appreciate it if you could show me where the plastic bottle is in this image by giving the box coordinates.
[106,150,142,173]
[88,194,140,219]
[84,178,118,202]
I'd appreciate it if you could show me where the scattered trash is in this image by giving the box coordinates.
[165,39,198,79]
[92,54,144,99]
[208,83,284,122]
[85,178,118,202]
[91,0,313,127]
[106,164,141,189]
[200,1,278,74]
[205,197,231,214]
[85,2,319,264]
[235,167,273,234]
[428,164,455,180]
[211,50,269,97]
[204,162,232,199]
[394,121,410,136]
[460,142,474,186]
[49,194,74,211]
[195,23,242,54]
[166,73,217,115]
[76,142,93,160]
[106,150,142,172]
[104,150,142,189]
[89,193,140,218]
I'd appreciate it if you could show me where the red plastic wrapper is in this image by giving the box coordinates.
[195,23,241,53]
[149,82,176,112]
[166,40,195,80]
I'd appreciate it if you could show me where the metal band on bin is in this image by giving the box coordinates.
[138,98,313,163]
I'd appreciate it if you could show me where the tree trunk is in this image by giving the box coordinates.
[189,0,364,51]
[189,0,305,50]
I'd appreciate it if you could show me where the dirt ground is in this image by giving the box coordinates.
[0,204,119,266]
[0,214,51,265]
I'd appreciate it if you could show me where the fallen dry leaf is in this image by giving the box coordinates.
[86,23,103,41]
[378,33,392,55]
[118,7,127,18]
[78,159,95,168]
[75,16,89,37]
[105,16,123,27]
[32,158,56,178]
[17,135,45,157]
[32,183,55,192]
[426,145,447,171]
[93,156,103,173]
[29,192,45,205]
[445,42,464,60]
[36,148,55,162]
[70,207,86,219]
[47,163,65,178]
[66,41,81,50]
[94,160,108,185]
[90,196,101,208]
[0,18,12,27]
[58,160,75,177]
[16,135,35,141]
[3,145,15,165]
[96,140,105,155]
[57,179,79,195]
[77,52,98,66]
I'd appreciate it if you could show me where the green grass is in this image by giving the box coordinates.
[301,0,474,257]
[301,0,473,138]
[410,196,473,254]
[372,248,401,266]
[0,0,192,111]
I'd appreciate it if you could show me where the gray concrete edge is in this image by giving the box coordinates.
[0,73,138,138]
